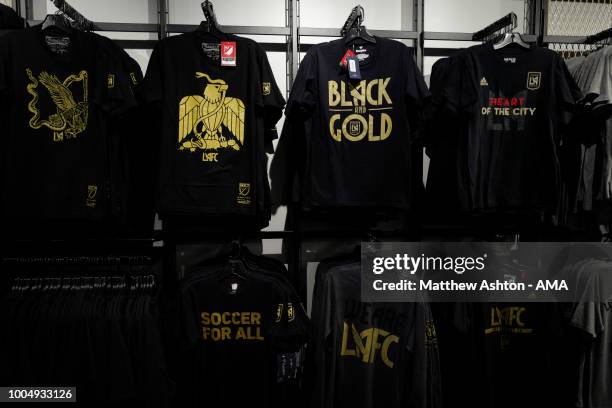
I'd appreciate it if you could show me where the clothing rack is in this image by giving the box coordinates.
[472,12,517,42]
[586,27,612,45]
[6,1,583,303]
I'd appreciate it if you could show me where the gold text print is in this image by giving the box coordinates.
[178,73,245,161]
[26,69,88,142]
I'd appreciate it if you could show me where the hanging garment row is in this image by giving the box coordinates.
[0,262,174,408]
[0,3,610,238]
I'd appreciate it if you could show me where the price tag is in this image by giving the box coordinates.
[220,41,236,67]
[347,55,361,80]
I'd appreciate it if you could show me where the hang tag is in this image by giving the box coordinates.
[347,56,361,80]
[202,42,220,63]
[339,49,356,69]
[277,352,299,383]
[220,41,237,67]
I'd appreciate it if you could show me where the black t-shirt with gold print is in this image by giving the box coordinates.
[443,44,582,213]
[0,26,135,227]
[273,37,430,211]
[141,29,285,220]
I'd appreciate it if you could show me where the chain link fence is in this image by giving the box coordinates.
[534,0,612,57]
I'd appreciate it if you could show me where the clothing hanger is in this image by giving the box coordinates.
[198,0,226,40]
[220,239,248,281]
[41,11,73,33]
[493,32,530,50]
[342,5,376,45]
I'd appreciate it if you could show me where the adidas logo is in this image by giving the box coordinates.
[480,77,489,86]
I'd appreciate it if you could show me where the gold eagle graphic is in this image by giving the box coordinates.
[26,69,88,141]
[178,72,245,152]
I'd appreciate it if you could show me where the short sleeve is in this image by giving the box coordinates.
[404,46,431,108]
[91,37,137,116]
[140,43,164,104]
[284,48,317,118]
[255,45,285,149]
[554,54,583,127]
[570,302,606,338]
[443,50,479,116]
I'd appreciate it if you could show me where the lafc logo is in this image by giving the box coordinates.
[178,72,245,160]
[275,304,284,323]
[262,82,271,96]
[26,69,88,142]
[340,322,399,368]
[527,72,541,90]
[107,74,115,89]
[328,78,393,142]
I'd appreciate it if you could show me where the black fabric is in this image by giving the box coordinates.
[446,300,563,408]
[0,4,23,29]
[309,258,442,408]
[0,26,136,235]
[177,252,308,408]
[140,30,285,226]
[271,37,430,212]
[0,264,172,408]
[431,44,582,216]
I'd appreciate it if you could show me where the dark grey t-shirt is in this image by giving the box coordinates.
[569,259,612,408]
[313,260,442,408]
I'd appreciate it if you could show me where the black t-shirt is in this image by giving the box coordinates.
[141,29,285,219]
[0,26,135,227]
[0,4,23,29]
[457,301,563,408]
[445,44,582,214]
[272,37,430,211]
[179,270,299,407]
[312,260,442,408]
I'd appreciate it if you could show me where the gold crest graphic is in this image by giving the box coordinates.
[26,69,88,142]
[178,72,245,154]
[262,82,271,96]
[275,304,284,323]
[527,72,541,90]
[239,183,251,197]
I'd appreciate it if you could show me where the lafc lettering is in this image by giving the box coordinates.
[490,306,525,328]
[340,321,399,368]
[202,152,218,162]
[329,78,392,107]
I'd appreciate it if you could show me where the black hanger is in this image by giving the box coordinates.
[220,240,248,281]
[41,12,73,34]
[198,0,225,40]
[342,5,376,45]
